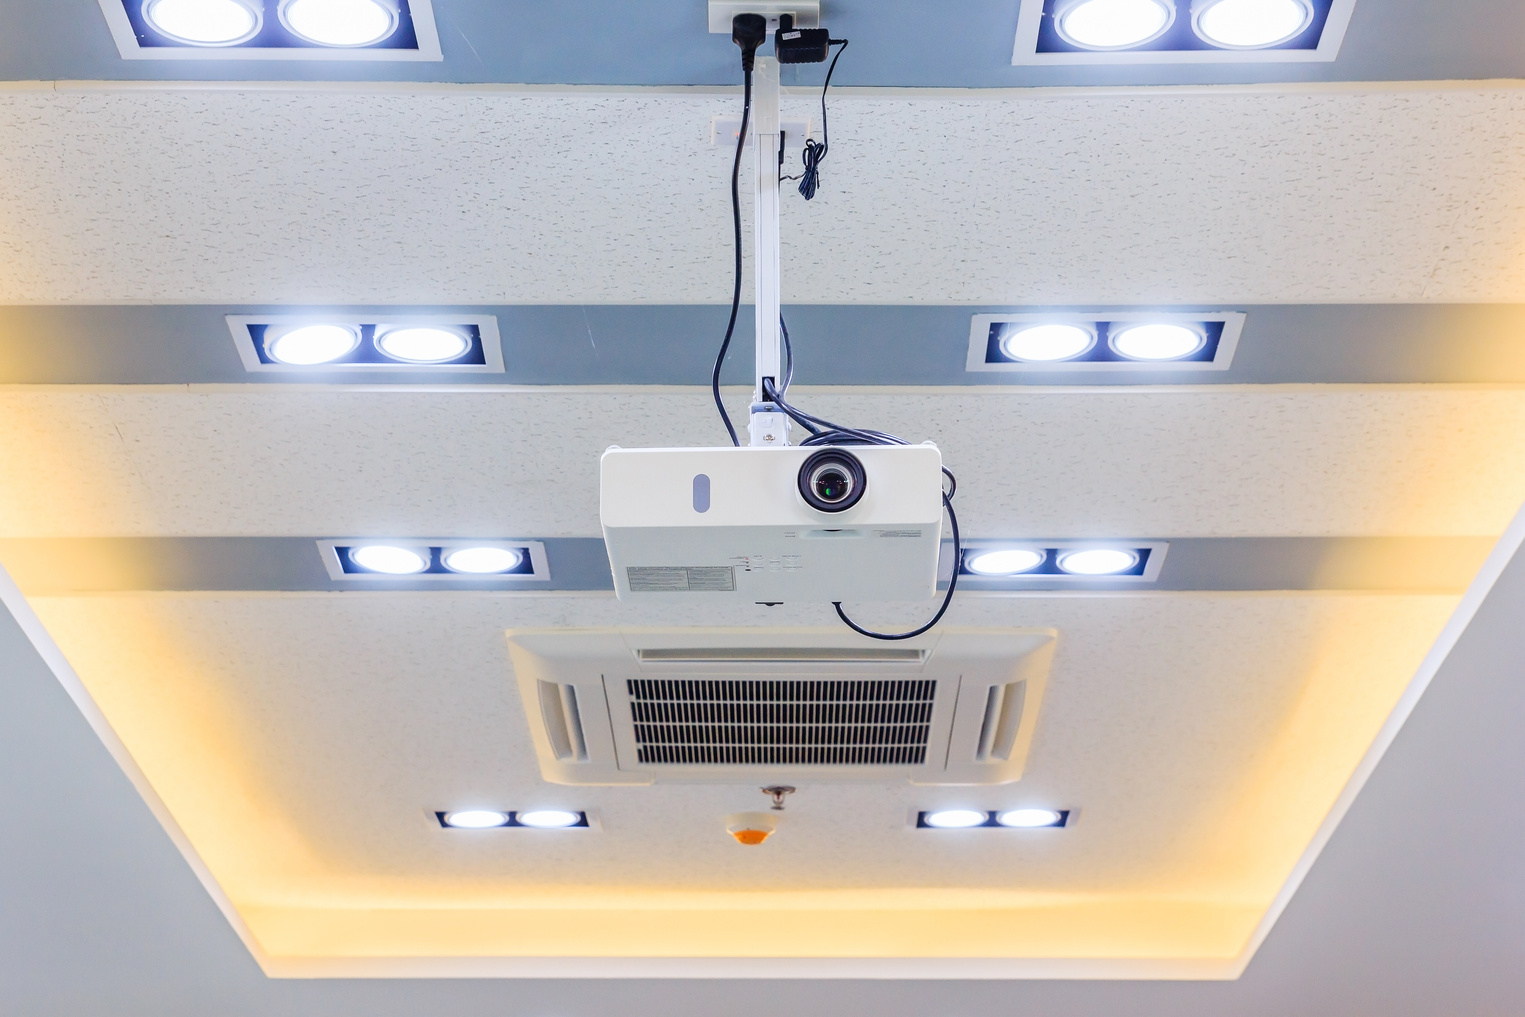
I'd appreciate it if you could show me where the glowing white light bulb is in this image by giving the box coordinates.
[1056,548,1140,575]
[1110,323,1206,361]
[516,810,582,829]
[376,326,471,364]
[443,810,509,829]
[143,0,261,46]
[443,547,524,574]
[999,324,1094,362]
[996,808,1064,828]
[1056,0,1175,50]
[923,809,989,829]
[279,0,398,47]
[1193,0,1313,49]
[966,549,1045,576]
[264,324,360,365]
[350,545,428,575]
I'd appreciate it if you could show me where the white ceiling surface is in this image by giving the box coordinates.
[0,385,1522,539]
[0,82,1524,304]
[27,588,1456,908]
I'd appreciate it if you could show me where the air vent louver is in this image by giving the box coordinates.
[506,627,1056,785]
[627,678,936,765]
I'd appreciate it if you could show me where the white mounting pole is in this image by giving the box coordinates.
[748,56,789,448]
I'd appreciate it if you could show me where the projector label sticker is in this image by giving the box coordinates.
[627,566,736,592]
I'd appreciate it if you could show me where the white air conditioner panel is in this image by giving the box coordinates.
[601,445,945,603]
[507,627,1056,786]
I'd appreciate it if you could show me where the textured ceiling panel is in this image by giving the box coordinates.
[26,588,1458,967]
[1,83,1525,304]
[1,385,1522,539]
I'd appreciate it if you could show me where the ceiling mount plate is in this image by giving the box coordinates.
[708,1,820,33]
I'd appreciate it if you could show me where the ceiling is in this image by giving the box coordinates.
[5,0,1525,1008]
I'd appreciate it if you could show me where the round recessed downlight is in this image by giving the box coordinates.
[996,808,1064,828]
[516,810,582,829]
[443,546,524,575]
[443,810,509,829]
[1192,0,1313,49]
[1055,0,1175,50]
[375,326,472,364]
[923,809,990,829]
[966,548,1045,576]
[349,544,429,575]
[1056,548,1140,576]
[279,0,399,47]
[142,0,262,46]
[264,323,360,366]
[1110,323,1207,361]
[999,324,1095,362]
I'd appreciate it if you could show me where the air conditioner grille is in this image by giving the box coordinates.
[626,678,936,766]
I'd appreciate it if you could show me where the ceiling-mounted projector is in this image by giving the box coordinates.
[602,444,944,602]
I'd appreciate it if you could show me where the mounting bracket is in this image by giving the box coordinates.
[745,56,789,448]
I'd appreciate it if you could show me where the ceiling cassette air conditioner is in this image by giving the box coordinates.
[506,627,1056,786]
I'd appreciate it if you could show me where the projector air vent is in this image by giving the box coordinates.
[627,678,936,765]
[506,627,1057,786]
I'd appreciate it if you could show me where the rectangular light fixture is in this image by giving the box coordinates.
[100,0,442,61]
[318,540,550,582]
[966,312,1244,373]
[959,541,1168,582]
[435,810,591,829]
[228,314,504,373]
[1013,0,1355,65]
[917,809,1071,829]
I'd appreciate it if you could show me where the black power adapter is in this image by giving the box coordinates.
[774,13,830,63]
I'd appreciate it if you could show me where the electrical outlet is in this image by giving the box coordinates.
[707,1,820,33]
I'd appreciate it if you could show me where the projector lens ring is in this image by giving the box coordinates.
[798,450,867,513]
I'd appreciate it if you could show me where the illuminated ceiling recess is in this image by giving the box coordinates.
[1012,0,1357,64]
[97,0,443,60]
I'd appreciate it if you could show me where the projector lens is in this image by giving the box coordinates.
[798,450,867,513]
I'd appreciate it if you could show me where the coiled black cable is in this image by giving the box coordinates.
[796,39,848,201]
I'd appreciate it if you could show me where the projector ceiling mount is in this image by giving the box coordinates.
[599,7,963,640]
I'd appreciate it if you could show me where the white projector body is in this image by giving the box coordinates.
[601,445,945,603]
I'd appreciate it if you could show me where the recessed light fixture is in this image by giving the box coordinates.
[917,809,1071,829]
[141,0,262,45]
[1012,0,1351,64]
[436,810,590,829]
[1056,548,1140,576]
[996,808,1065,828]
[959,542,1166,582]
[229,315,504,373]
[1054,0,1174,50]
[263,323,362,366]
[100,0,442,61]
[964,548,1046,576]
[319,539,550,582]
[374,325,472,364]
[278,0,399,47]
[440,810,510,829]
[921,809,990,829]
[349,544,430,575]
[998,323,1096,363]
[968,312,1244,373]
[1192,0,1314,49]
[1109,322,1207,361]
[442,546,525,575]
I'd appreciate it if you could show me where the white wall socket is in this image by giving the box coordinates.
[707,1,821,33]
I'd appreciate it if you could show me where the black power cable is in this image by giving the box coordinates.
[713,15,767,446]
[794,39,848,200]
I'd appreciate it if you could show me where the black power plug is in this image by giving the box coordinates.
[774,13,830,63]
[732,13,767,71]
